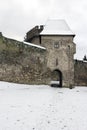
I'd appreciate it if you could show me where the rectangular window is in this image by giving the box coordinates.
[54,42,59,48]
[56,58,58,66]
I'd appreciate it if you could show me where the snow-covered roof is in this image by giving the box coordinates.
[23,41,46,50]
[83,60,87,63]
[40,19,75,36]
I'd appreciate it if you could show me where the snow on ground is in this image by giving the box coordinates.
[0,81,87,130]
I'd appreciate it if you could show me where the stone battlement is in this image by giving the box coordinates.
[25,25,44,42]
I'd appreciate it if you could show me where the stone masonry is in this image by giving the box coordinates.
[41,35,76,87]
[0,34,51,84]
[0,20,87,87]
[74,60,87,86]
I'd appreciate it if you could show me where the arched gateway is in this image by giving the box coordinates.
[51,69,62,87]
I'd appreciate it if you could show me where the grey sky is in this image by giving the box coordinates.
[0,0,87,59]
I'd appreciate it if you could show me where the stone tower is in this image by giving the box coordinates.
[25,19,76,87]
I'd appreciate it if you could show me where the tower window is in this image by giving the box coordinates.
[68,45,70,49]
[56,58,58,66]
[54,42,59,48]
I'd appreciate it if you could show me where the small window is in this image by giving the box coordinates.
[68,45,70,49]
[54,42,59,48]
[56,58,58,66]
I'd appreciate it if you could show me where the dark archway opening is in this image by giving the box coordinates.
[51,69,62,87]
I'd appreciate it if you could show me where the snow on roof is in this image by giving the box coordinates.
[23,41,46,50]
[83,60,87,63]
[40,19,75,36]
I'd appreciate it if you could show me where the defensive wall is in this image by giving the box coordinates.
[74,60,87,86]
[0,33,51,84]
[0,32,87,86]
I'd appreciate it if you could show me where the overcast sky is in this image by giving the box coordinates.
[0,0,87,60]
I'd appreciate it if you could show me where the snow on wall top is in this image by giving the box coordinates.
[40,19,75,36]
[2,34,46,50]
[23,41,46,50]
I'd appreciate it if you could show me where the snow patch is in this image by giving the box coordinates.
[23,41,46,50]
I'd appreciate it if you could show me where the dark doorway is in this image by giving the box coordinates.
[51,69,62,87]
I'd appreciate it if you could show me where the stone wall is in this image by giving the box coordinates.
[0,34,51,85]
[74,60,87,86]
[0,34,87,87]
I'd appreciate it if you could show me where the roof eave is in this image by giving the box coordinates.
[40,34,75,37]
